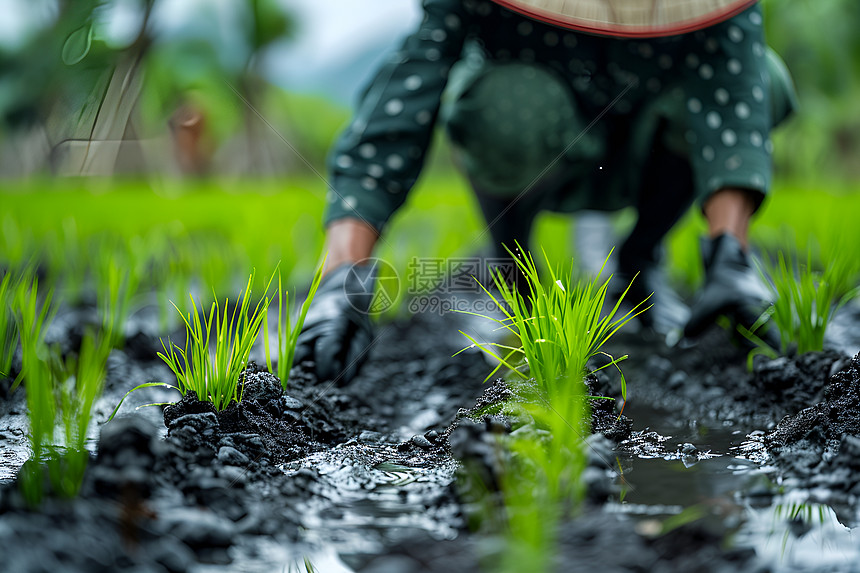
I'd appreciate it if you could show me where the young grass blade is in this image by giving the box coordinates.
[0,270,19,378]
[54,329,112,498]
[106,382,180,422]
[745,249,860,358]
[264,256,326,389]
[456,243,644,410]
[15,274,56,506]
[12,272,56,391]
[110,270,274,417]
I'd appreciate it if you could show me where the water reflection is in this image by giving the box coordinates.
[737,493,859,570]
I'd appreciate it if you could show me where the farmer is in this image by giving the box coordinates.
[295,0,796,383]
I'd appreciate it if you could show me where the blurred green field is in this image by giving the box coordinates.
[2,175,858,323]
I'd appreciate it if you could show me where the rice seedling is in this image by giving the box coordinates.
[109,270,275,418]
[57,330,112,492]
[17,340,54,507]
[742,249,860,359]
[93,237,143,349]
[15,274,56,506]
[264,257,326,390]
[452,245,647,572]
[12,271,56,391]
[457,243,650,405]
[495,377,589,573]
[0,270,19,379]
[18,325,111,504]
[41,217,88,303]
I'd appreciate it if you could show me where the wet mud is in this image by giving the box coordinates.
[2,298,860,571]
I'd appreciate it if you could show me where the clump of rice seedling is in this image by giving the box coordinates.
[490,375,590,573]
[109,270,274,418]
[264,257,326,390]
[455,244,647,571]
[743,249,860,359]
[457,243,649,406]
[17,340,54,507]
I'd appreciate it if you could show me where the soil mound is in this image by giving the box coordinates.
[163,363,339,465]
[767,352,860,451]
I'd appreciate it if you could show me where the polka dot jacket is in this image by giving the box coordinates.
[324,0,782,231]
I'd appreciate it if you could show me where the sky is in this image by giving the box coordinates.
[264,0,421,101]
[276,0,420,76]
[0,0,420,102]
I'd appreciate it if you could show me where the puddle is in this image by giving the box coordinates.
[614,401,860,571]
[281,441,461,557]
[738,493,860,571]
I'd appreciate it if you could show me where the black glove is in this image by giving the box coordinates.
[294,263,375,384]
[684,233,777,346]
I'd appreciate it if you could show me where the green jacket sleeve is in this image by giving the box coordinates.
[323,0,470,232]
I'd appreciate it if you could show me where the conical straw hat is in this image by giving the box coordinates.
[490,0,758,38]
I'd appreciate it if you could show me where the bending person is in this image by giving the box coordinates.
[295,0,796,384]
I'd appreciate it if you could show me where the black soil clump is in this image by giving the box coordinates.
[763,353,860,497]
[450,375,632,445]
[163,363,339,465]
[611,325,847,429]
[766,352,860,450]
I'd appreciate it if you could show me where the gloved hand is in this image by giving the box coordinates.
[294,262,376,384]
[684,233,778,347]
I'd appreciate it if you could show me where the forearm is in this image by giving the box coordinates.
[322,218,379,276]
[703,188,757,249]
[322,0,468,233]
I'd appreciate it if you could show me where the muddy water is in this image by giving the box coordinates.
[281,443,461,552]
[615,399,860,572]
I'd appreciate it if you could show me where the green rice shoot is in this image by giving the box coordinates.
[159,270,275,409]
[54,330,112,497]
[0,270,18,379]
[264,256,326,390]
[14,271,112,504]
[452,245,646,572]
[456,244,650,406]
[15,273,56,506]
[12,272,56,392]
[19,327,111,504]
[742,249,860,358]
[109,270,275,418]
[94,239,143,349]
